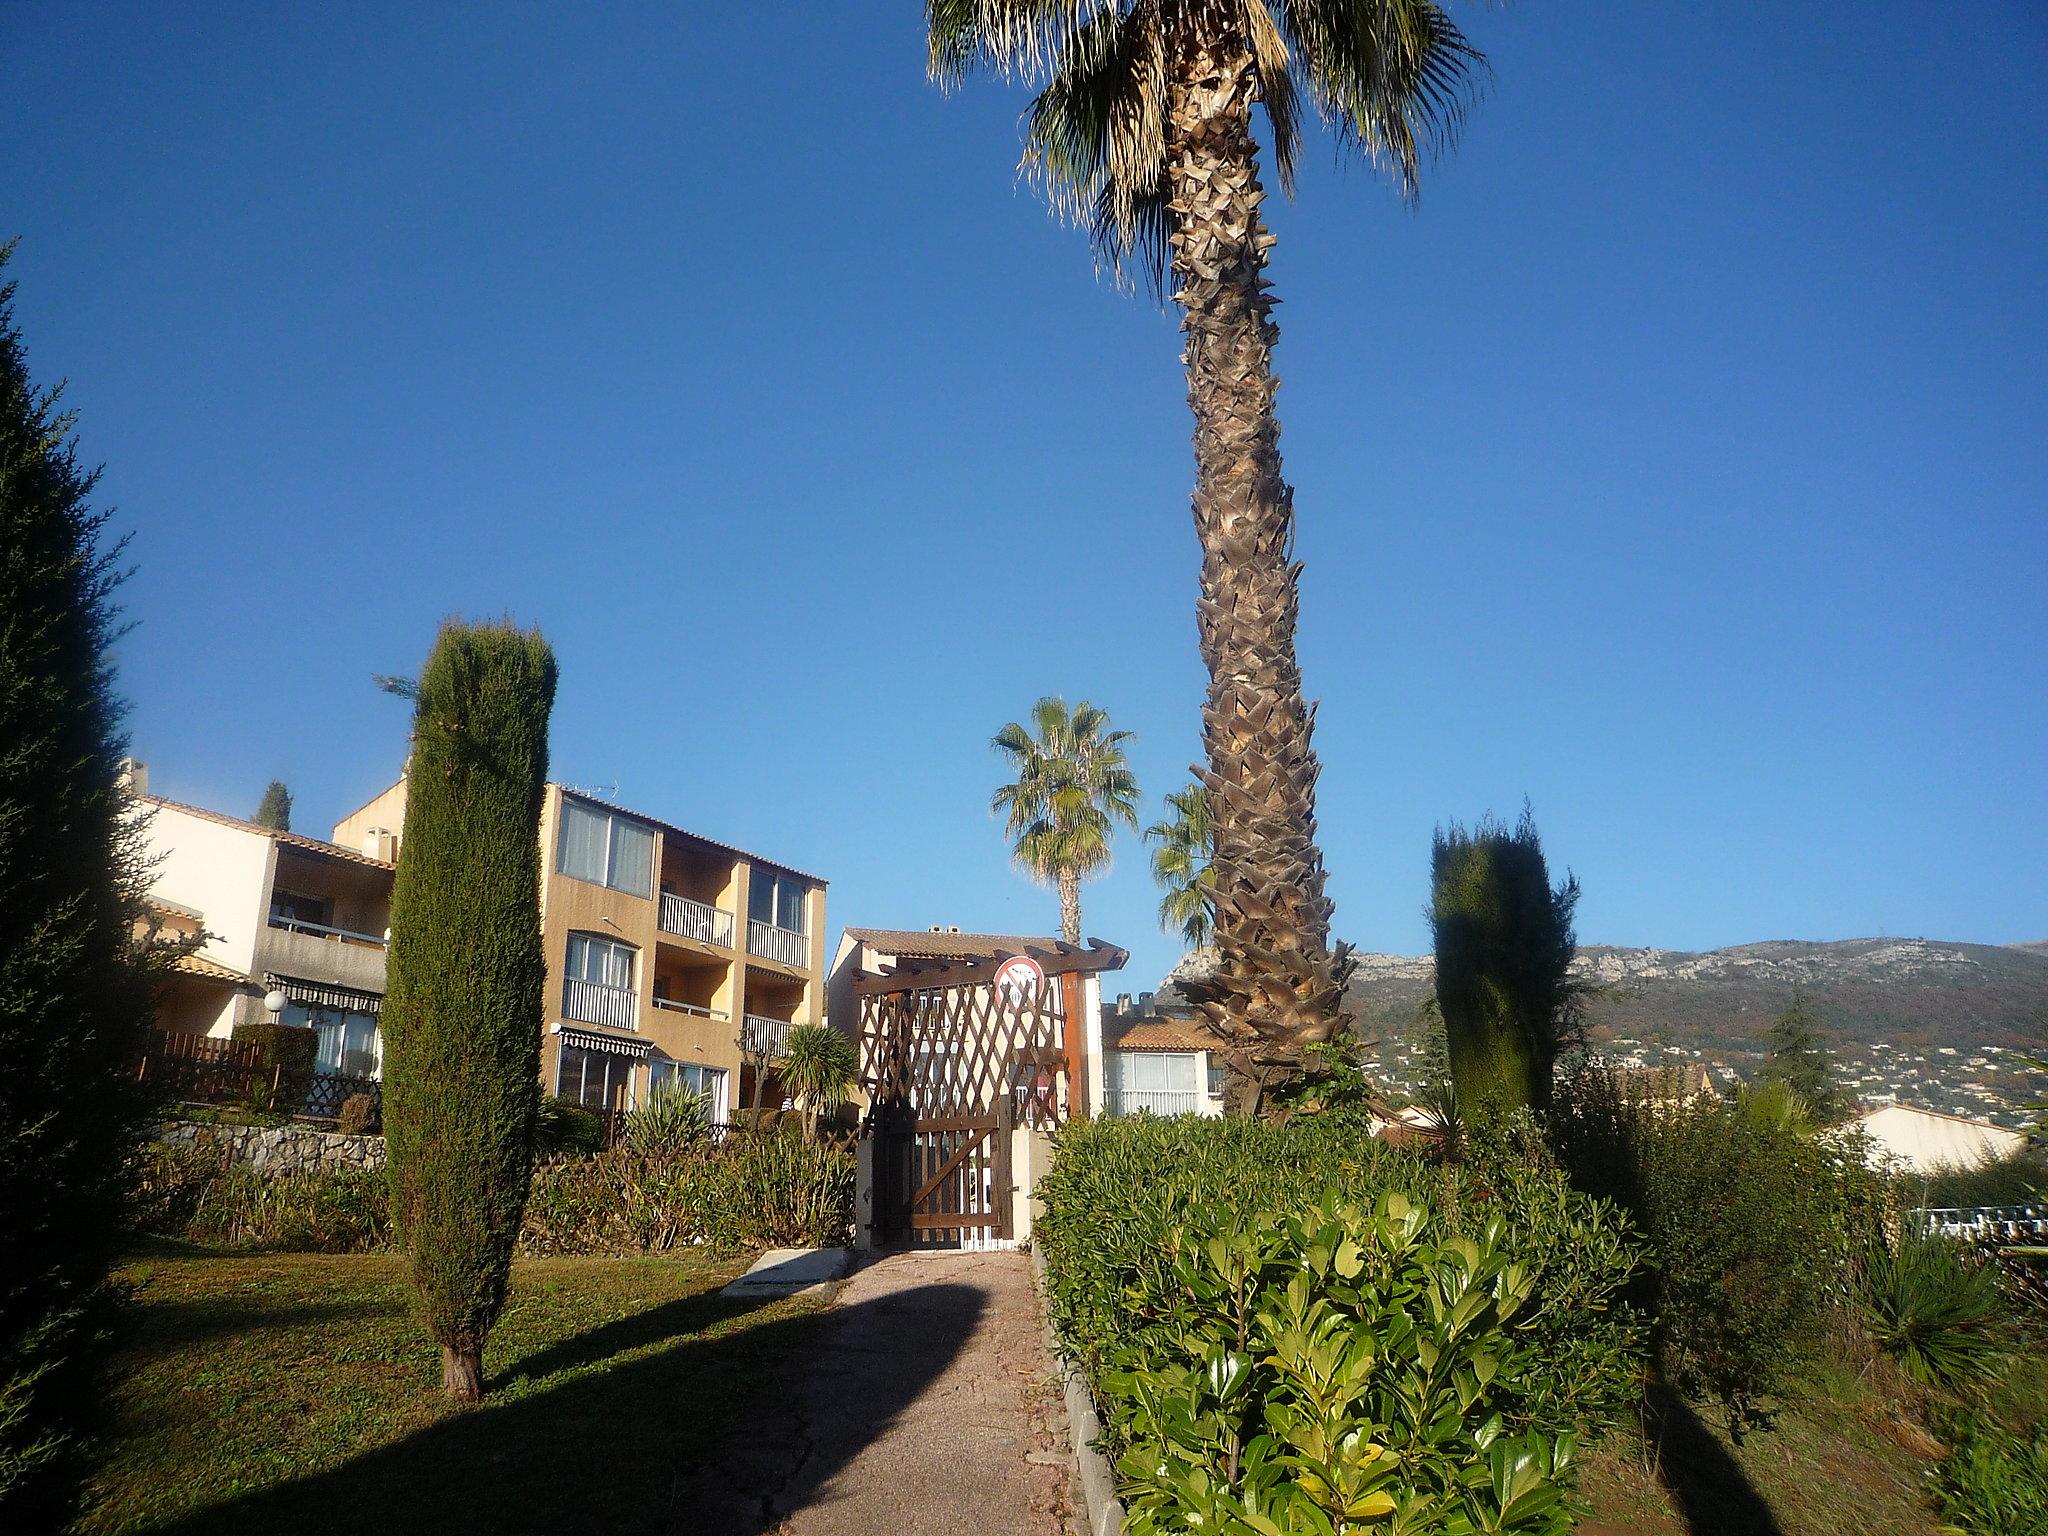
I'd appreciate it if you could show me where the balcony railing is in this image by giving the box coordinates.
[742,1013,793,1056]
[563,978,636,1031]
[268,915,387,948]
[659,892,734,948]
[747,919,808,969]
[1105,1088,1204,1118]
[652,997,730,1022]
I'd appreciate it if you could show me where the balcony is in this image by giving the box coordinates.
[747,919,808,969]
[652,997,730,1023]
[660,892,734,949]
[742,1013,793,1056]
[1105,1088,1205,1118]
[563,978,636,1031]
[260,917,388,994]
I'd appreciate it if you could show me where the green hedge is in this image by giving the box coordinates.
[136,1127,853,1256]
[1035,1115,1645,1453]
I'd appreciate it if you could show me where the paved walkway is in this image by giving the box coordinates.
[689,1250,1076,1536]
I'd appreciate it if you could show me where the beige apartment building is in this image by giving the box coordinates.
[335,775,827,1123]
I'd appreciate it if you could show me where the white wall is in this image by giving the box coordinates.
[136,803,275,978]
[1856,1104,2029,1176]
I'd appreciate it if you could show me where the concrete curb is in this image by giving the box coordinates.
[1031,1246,1126,1536]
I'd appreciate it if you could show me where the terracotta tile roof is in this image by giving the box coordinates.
[172,952,251,985]
[146,895,205,921]
[141,796,395,871]
[1108,1017,1223,1051]
[844,928,1065,962]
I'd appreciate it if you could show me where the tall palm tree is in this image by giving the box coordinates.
[991,696,1140,944]
[1146,782,1215,947]
[929,2,1486,1117]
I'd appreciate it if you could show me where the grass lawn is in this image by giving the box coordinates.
[1575,1382,1946,1536]
[80,1242,830,1536]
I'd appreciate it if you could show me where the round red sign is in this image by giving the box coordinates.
[992,953,1047,1011]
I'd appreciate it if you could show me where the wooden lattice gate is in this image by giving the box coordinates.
[856,941,1126,1247]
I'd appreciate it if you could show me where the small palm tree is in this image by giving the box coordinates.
[1145,783,1214,947]
[991,697,1140,944]
[930,1,1487,1118]
[780,1024,859,1140]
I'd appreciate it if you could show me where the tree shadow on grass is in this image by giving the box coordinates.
[145,1281,985,1536]
[120,1297,388,1361]
[1645,1383,1788,1536]
[492,1288,759,1389]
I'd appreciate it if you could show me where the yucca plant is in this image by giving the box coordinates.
[779,1023,860,1140]
[621,1087,710,1158]
[1862,1230,2012,1392]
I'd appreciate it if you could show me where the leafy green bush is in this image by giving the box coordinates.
[1100,1190,1582,1535]
[620,1088,709,1157]
[1035,1114,1644,1449]
[1862,1230,2012,1392]
[533,1096,605,1157]
[1935,1414,2048,1536]
[1549,1070,1852,1431]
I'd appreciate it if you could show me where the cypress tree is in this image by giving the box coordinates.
[1759,990,1845,1124]
[0,244,155,1522]
[251,780,292,831]
[1427,806,1584,1118]
[381,620,556,1402]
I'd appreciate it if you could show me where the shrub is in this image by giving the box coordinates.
[534,1096,605,1157]
[381,620,556,1402]
[337,1093,379,1137]
[1100,1190,1582,1535]
[521,1127,853,1255]
[133,1139,389,1252]
[1035,1114,1644,1448]
[1550,1069,1850,1431]
[1917,1150,2048,1211]
[620,1088,709,1158]
[230,1022,318,1114]
[1861,1230,2012,1392]
[1935,1414,2048,1536]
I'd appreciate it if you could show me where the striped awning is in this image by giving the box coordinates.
[265,974,383,1016]
[551,1023,652,1058]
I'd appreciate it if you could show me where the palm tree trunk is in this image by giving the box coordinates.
[1164,10,1353,1118]
[1056,868,1082,946]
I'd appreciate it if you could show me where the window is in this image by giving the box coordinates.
[1206,1058,1226,1099]
[555,1045,634,1112]
[284,1002,381,1079]
[1114,1053,1200,1094]
[565,932,635,991]
[749,870,807,933]
[269,891,332,930]
[648,1060,727,1121]
[556,799,655,897]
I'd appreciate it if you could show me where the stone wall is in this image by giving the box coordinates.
[158,1120,387,1175]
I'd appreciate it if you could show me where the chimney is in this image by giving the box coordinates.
[363,827,397,862]
[117,758,149,797]
[1139,991,1155,1013]
[1116,993,1132,1014]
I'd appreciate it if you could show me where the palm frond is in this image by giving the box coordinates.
[1276,0,1487,198]
[928,0,1117,87]
[1020,2,1169,287]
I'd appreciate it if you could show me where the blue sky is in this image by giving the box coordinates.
[4,3,2044,992]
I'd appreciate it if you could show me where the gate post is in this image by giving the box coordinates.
[854,1135,879,1251]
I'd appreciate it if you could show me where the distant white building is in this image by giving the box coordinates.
[1852,1103,2030,1175]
